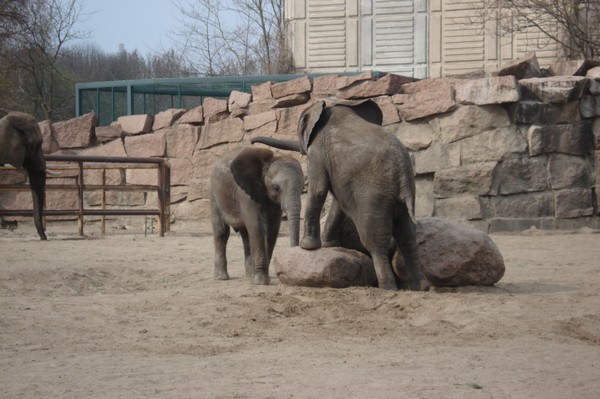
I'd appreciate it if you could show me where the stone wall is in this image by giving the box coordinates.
[1,54,599,232]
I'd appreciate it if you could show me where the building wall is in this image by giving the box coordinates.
[287,0,562,78]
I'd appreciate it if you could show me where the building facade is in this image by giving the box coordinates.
[286,0,562,78]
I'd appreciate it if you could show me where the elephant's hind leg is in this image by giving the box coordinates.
[393,212,428,291]
[211,212,231,281]
[355,215,398,290]
[248,228,270,286]
[371,251,399,290]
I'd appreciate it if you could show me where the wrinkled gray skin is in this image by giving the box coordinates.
[210,146,304,285]
[251,99,424,290]
[0,112,47,240]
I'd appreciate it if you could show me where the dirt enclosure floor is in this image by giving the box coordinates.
[1,220,599,398]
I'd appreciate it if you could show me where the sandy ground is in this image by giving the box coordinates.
[1,220,599,399]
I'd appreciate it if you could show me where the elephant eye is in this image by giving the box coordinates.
[272,183,281,193]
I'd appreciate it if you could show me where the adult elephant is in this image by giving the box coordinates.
[251,99,424,290]
[210,146,304,285]
[0,111,47,240]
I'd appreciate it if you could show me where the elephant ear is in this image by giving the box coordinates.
[298,100,325,153]
[323,98,383,126]
[229,147,274,204]
[347,99,384,126]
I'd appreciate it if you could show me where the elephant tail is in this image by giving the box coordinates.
[250,136,304,154]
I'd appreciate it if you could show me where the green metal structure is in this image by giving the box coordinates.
[75,72,383,126]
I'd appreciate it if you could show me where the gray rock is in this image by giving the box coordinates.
[455,76,520,105]
[392,120,435,151]
[554,188,594,218]
[580,95,600,118]
[272,246,377,288]
[275,216,505,289]
[434,162,499,197]
[507,101,581,125]
[415,176,434,218]
[494,52,541,79]
[493,192,555,218]
[527,121,593,156]
[413,142,453,175]
[519,76,589,103]
[458,126,528,163]
[549,59,600,77]
[434,196,483,221]
[437,104,510,144]
[393,217,505,287]
[548,153,594,189]
[587,67,600,94]
[496,156,549,195]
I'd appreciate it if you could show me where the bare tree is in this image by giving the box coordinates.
[173,0,292,76]
[0,0,27,46]
[481,0,600,59]
[0,0,89,120]
[173,0,231,75]
[147,49,195,78]
[230,0,292,74]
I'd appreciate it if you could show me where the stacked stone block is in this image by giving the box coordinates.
[1,54,598,232]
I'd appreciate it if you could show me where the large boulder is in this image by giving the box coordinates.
[272,246,377,288]
[394,217,505,287]
[273,217,505,289]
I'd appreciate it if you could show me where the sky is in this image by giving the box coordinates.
[76,0,180,56]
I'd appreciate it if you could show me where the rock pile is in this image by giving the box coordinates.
[273,217,505,288]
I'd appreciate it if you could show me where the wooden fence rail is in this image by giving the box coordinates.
[0,154,170,237]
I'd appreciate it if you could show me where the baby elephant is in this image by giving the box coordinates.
[210,146,304,285]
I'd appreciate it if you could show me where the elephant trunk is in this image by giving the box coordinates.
[282,197,302,247]
[251,136,303,154]
[27,166,47,240]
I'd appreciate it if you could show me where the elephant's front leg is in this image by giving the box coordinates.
[211,207,230,280]
[321,198,344,247]
[301,166,330,250]
[239,228,254,278]
[248,226,271,285]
